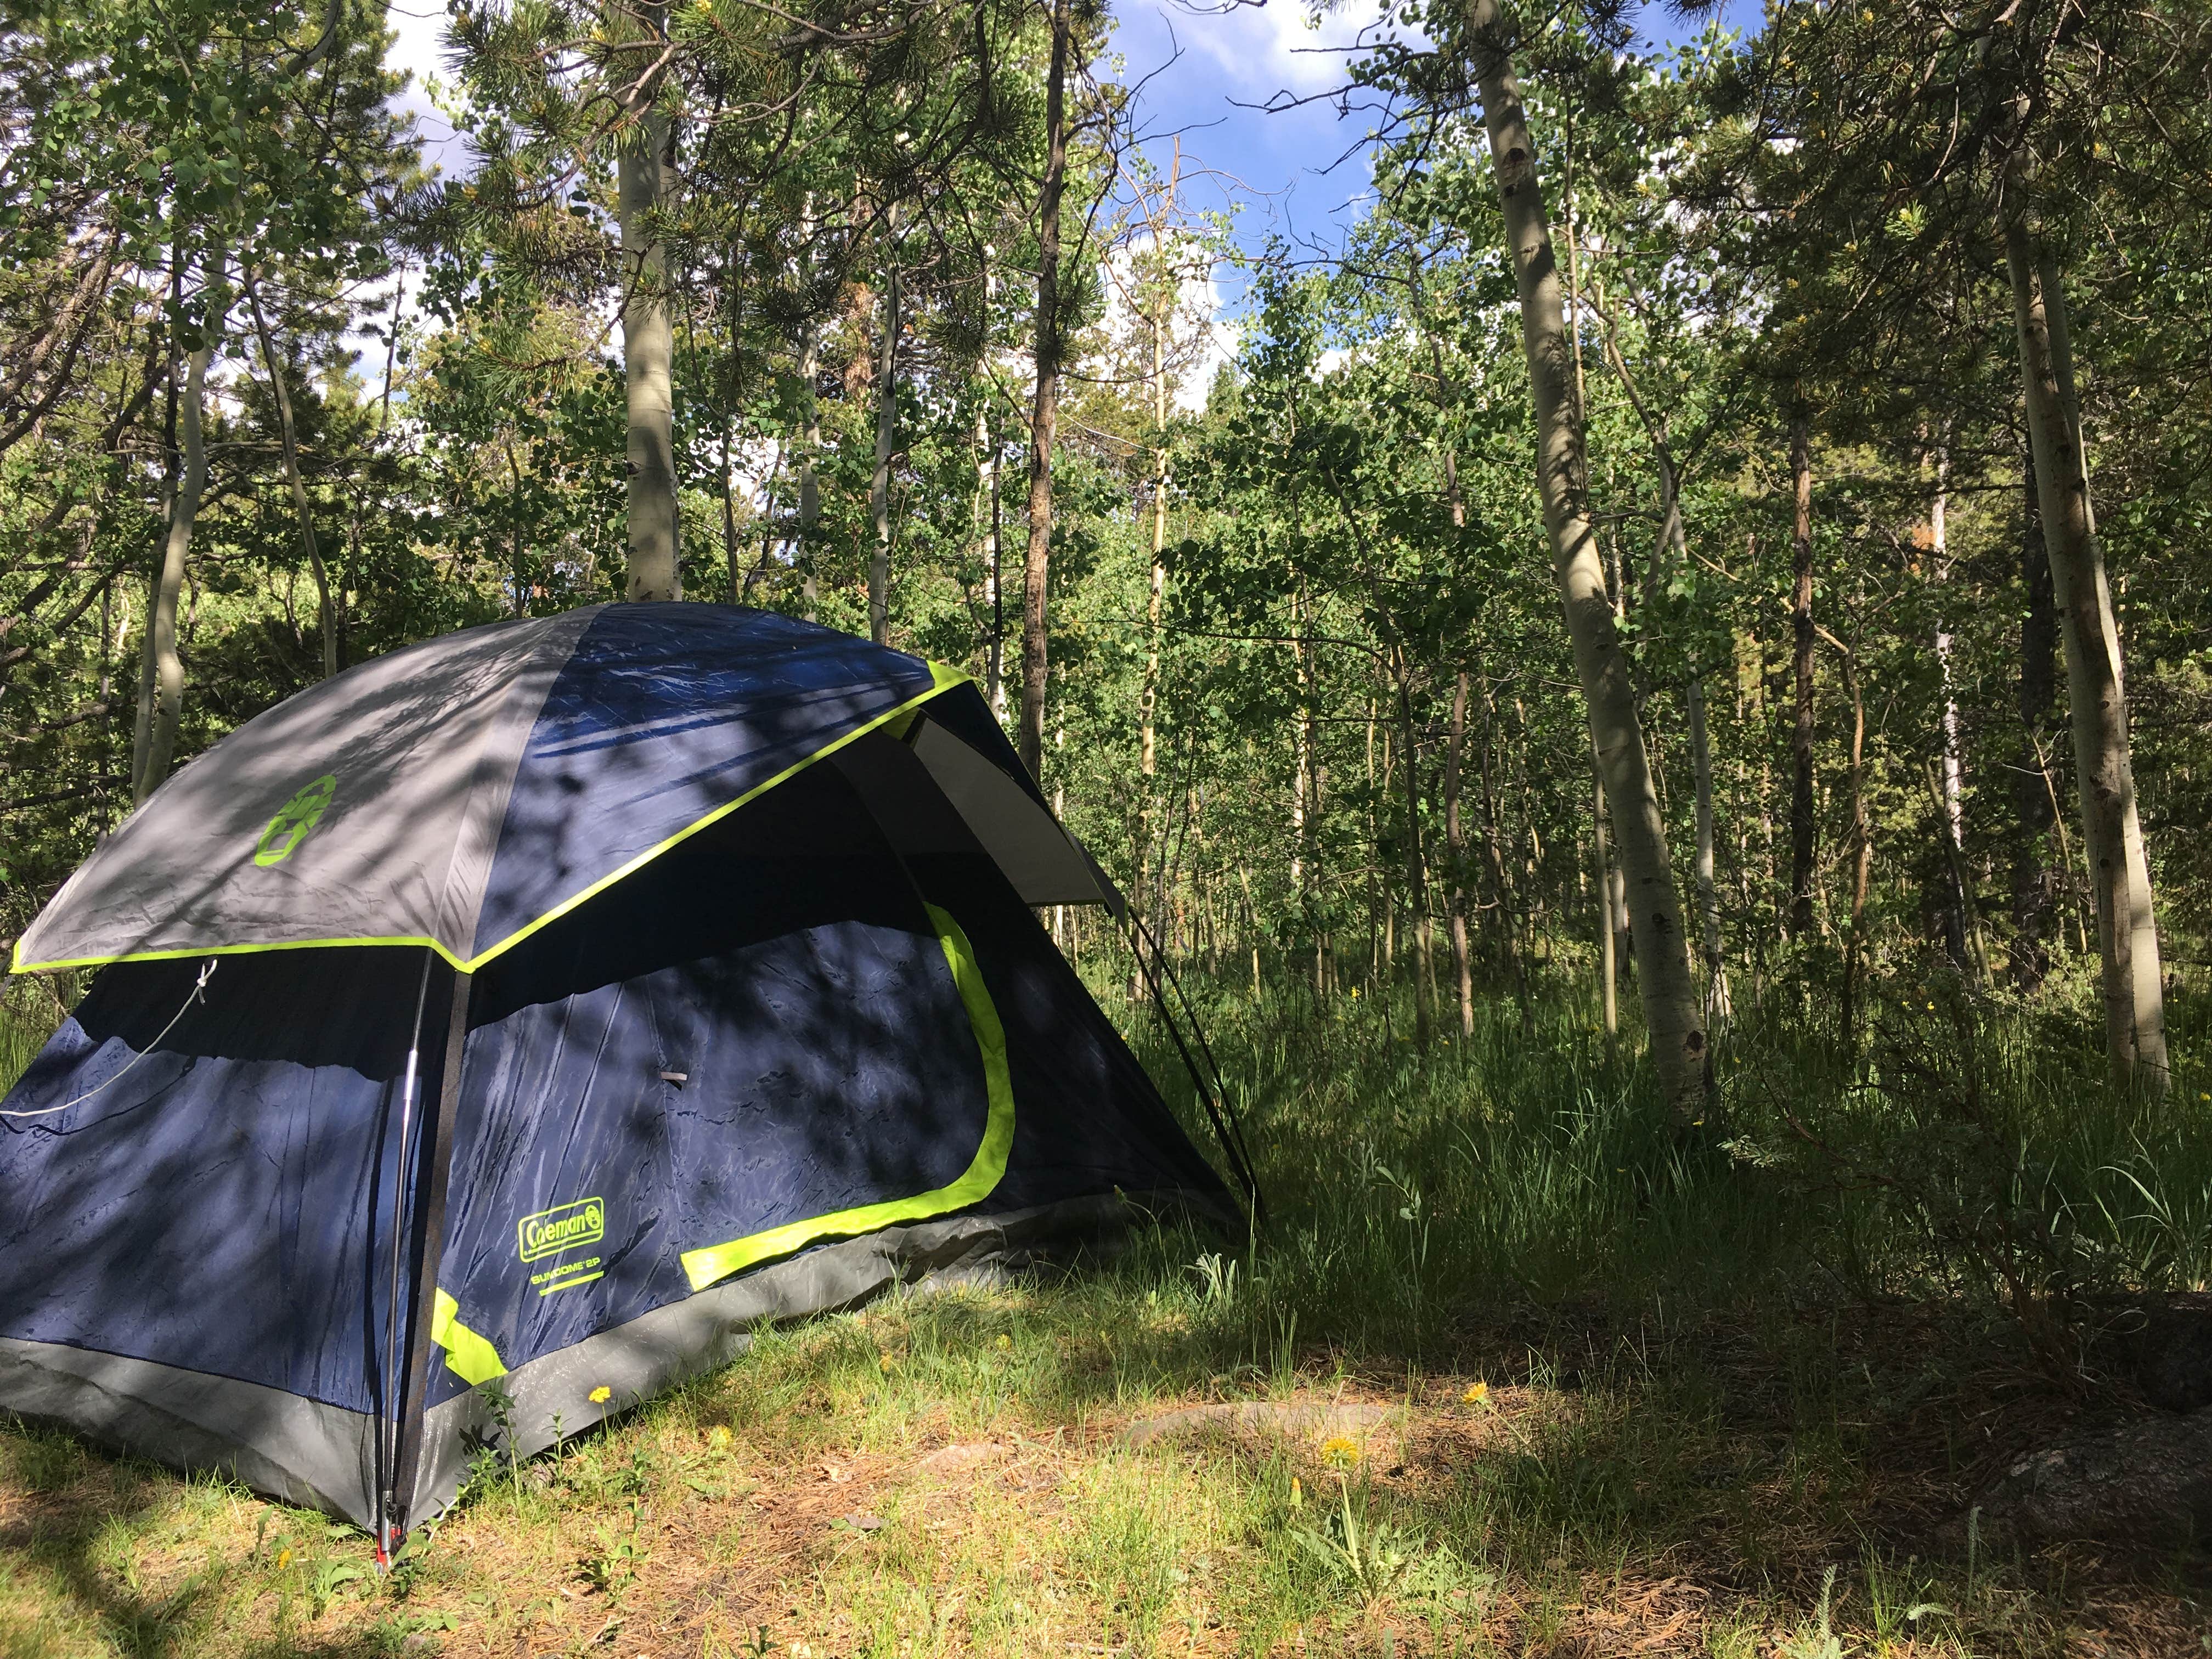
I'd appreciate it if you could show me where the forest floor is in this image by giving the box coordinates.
[3,965,2210,1657]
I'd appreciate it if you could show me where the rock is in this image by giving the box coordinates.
[1120,1400,1395,1451]
[1982,1407,2212,1549]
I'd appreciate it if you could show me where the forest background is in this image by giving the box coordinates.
[5,0,2212,1651]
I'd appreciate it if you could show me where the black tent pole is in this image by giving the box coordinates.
[388,966,472,1554]
[375,951,435,1568]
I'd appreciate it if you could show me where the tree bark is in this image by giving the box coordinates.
[618,15,680,605]
[1468,3,1706,1108]
[1397,651,1434,1049]
[245,273,337,679]
[1133,247,1172,950]
[1018,0,1071,782]
[134,338,210,803]
[2004,219,2166,1092]
[868,229,900,646]
[1788,414,1818,940]
[797,324,822,620]
[1447,669,1474,1039]
[2013,452,2061,986]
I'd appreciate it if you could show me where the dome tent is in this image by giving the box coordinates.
[0,603,1234,1556]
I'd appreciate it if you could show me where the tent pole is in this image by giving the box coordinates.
[376,951,435,1569]
[388,966,472,1554]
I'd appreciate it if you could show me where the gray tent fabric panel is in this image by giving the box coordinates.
[0,1338,380,1527]
[405,1197,1125,1523]
[905,720,1108,908]
[13,610,595,970]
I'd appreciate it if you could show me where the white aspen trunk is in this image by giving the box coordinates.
[246,274,336,678]
[617,5,678,605]
[1133,275,1170,949]
[2004,220,2166,1091]
[1469,2,1705,1108]
[1593,770,1616,1041]
[797,325,821,620]
[1447,669,1475,1039]
[618,61,679,603]
[136,338,210,803]
[868,232,900,646]
[1397,652,1435,1049]
[1018,0,1070,781]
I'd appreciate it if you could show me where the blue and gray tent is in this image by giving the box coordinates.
[0,604,1241,1554]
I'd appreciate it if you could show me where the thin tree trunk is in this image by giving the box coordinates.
[1839,642,1871,1056]
[1397,651,1434,1049]
[868,228,900,646]
[1133,251,1171,951]
[1447,669,1474,1039]
[1931,439,1968,966]
[797,324,821,621]
[1593,769,1617,1042]
[1018,0,1071,781]
[618,14,679,604]
[2005,217,2166,1092]
[1788,414,1817,940]
[245,274,337,679]
[136,338,210,802]
[1469,4,1705,1108]
[2013,452,2061,985]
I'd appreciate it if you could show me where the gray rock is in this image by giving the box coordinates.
[1983,1407,2212,1549]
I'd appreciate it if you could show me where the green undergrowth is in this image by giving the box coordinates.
[2,959,2209,1655]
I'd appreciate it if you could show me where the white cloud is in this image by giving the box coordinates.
[383,2,467,179]
[1174,0,1392,99]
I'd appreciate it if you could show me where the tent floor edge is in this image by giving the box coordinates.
[0,1337,383,1529]
[404,1190,1187,1522]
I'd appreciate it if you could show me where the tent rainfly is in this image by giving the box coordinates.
[0,604,1234,1556]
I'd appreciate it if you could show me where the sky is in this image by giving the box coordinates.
[371,0,1761,389]
[382,1,1761,239]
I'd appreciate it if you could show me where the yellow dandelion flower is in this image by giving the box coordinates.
[704,1424,733,1451]
[994,1334,1012,1351]
[879,1354,895,1373]
[1289,1475,1304,1508]
[1461,1381,1489,1406]
[276,1547,293,1570]
[1319,1435,1360,1469]
[589,1385,612,1403]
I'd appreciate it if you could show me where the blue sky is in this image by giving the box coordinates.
[387,1,1760,232]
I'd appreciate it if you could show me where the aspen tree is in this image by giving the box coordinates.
[1018,0,1071,781]
[618,1,679,604]
[1465,0,1706,1109]
[2004,213,2167,1093]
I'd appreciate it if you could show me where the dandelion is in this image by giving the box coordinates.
[1289,1475,1304,1509]
[1319,1435,1360,1470]
[704,1424,733,1451]
[994,1334,1012,1351]
[275,1547,293,1570]
[879,1354,895,1374]
[589,1385,612,1404]
[1461,1381,1489,1406]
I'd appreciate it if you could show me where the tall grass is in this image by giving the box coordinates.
[1105,955,2212,1361]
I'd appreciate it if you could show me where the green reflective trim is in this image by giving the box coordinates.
[10,934,465,975]
[431,1288,508,1386]
[679,901,1015,1293]
[9,664,975,978]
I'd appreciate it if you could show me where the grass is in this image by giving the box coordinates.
[3,952,2211,1656]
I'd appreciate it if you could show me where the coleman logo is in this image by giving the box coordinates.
[518,1197,604,1262]
[255,773,337,867]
